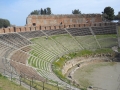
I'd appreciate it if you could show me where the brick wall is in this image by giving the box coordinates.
[0,22,117,34]
[26,14,102,26]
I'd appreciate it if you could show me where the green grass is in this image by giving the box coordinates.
[28,34,117,89]
[51,34,71,39]
[96,34,117,39]
[118,48,120,52]
[75,35,99,49]
[117,26,120,36]
[21,77,63,90]
[52,48,114,88]
[0,74,27,90]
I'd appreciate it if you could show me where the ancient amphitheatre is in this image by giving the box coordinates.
[0,14,120,90]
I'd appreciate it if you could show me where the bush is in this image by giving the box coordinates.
[0,18,10,28]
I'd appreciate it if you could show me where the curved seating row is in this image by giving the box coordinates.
[0,26,118,90]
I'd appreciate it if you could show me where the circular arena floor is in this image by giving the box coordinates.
[73,62,120,90]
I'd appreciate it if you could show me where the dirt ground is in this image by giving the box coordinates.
[73,62,120,90]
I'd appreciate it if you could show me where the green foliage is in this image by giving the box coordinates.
[72,9,81,14]
[44,9,47,14]
[94,48,113,53]
[22,77,63,90]
[114,15,120,20]
[0,74,7,79]
[30,7,52,15]
[76,50,92,56]
[103,6,114,20]
[0,74,27,90]
[30,10,39,15]
[54,56,67,68]
[0,18,10,28]
[114,11,120,20]
[29,34,116,90]
[96,34,117,39]
[53,48,114,84]
[50,34,71,39]
[40,8,44,15]
[46,7,51,15]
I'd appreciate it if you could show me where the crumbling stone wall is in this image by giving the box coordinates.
[26,14,102,26]
[62,53,114,75]
[0,22,117,34]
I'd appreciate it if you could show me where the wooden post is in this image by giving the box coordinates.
[30,81,31,90]
[32,77,33,86]
[57,82,59,90]
[11,72,12,81]
[4,69,5,75]
[43,81,44,90]
[19,75,21,86]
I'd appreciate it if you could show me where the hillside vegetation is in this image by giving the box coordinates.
[0,74,27,90]
[28,33,117,89]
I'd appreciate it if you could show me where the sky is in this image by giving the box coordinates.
[0,0,119,26]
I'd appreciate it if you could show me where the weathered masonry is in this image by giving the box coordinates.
[26,14,102,26]
[0,22,117,34]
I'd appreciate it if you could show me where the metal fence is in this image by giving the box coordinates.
[0,68,66,90]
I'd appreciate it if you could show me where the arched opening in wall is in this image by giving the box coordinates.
[60,22,62,25]
[14,27,16,32]
[25,27,26,31]
[35,27,36,31]
[64,25,66,28]
[99,23,101,26]
[3,29,5,33]
[49,26,51,30]
[40,26,41,30]
[59,26,61,29]
[84,24,85,27]
[69,25,70,28]
[45,27,46,30]
[79,24,80,27]
[33,23,36,26]
[19,28,21,32]
[94,24,96,26]
[30,27,31,31]
[74,24,75,27]
[54,26,56,29]
[9,28,10,32]
[105,23,107,26]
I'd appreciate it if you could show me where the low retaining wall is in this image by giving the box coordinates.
[62,54,114,75]
[0,22,117,34]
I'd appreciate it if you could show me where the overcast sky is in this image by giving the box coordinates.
[0,0,119,26]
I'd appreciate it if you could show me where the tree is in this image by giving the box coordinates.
[0,18,10,28]
[72,9,81,14]
[114,11,120,21]
[38,9,41,15]
[0,19,3,28]
[30,10,39,15]
[41,8,44,15]
[44,9,47,15]
[118,11,120,15]
[46,7,51,15]
[102,12,108,21]
[103,6,114,20]
[30,7,52,15]
[3,19,10,28]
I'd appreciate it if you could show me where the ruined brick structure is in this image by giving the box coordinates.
[26,14,102,26]
[0,22,117,34]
